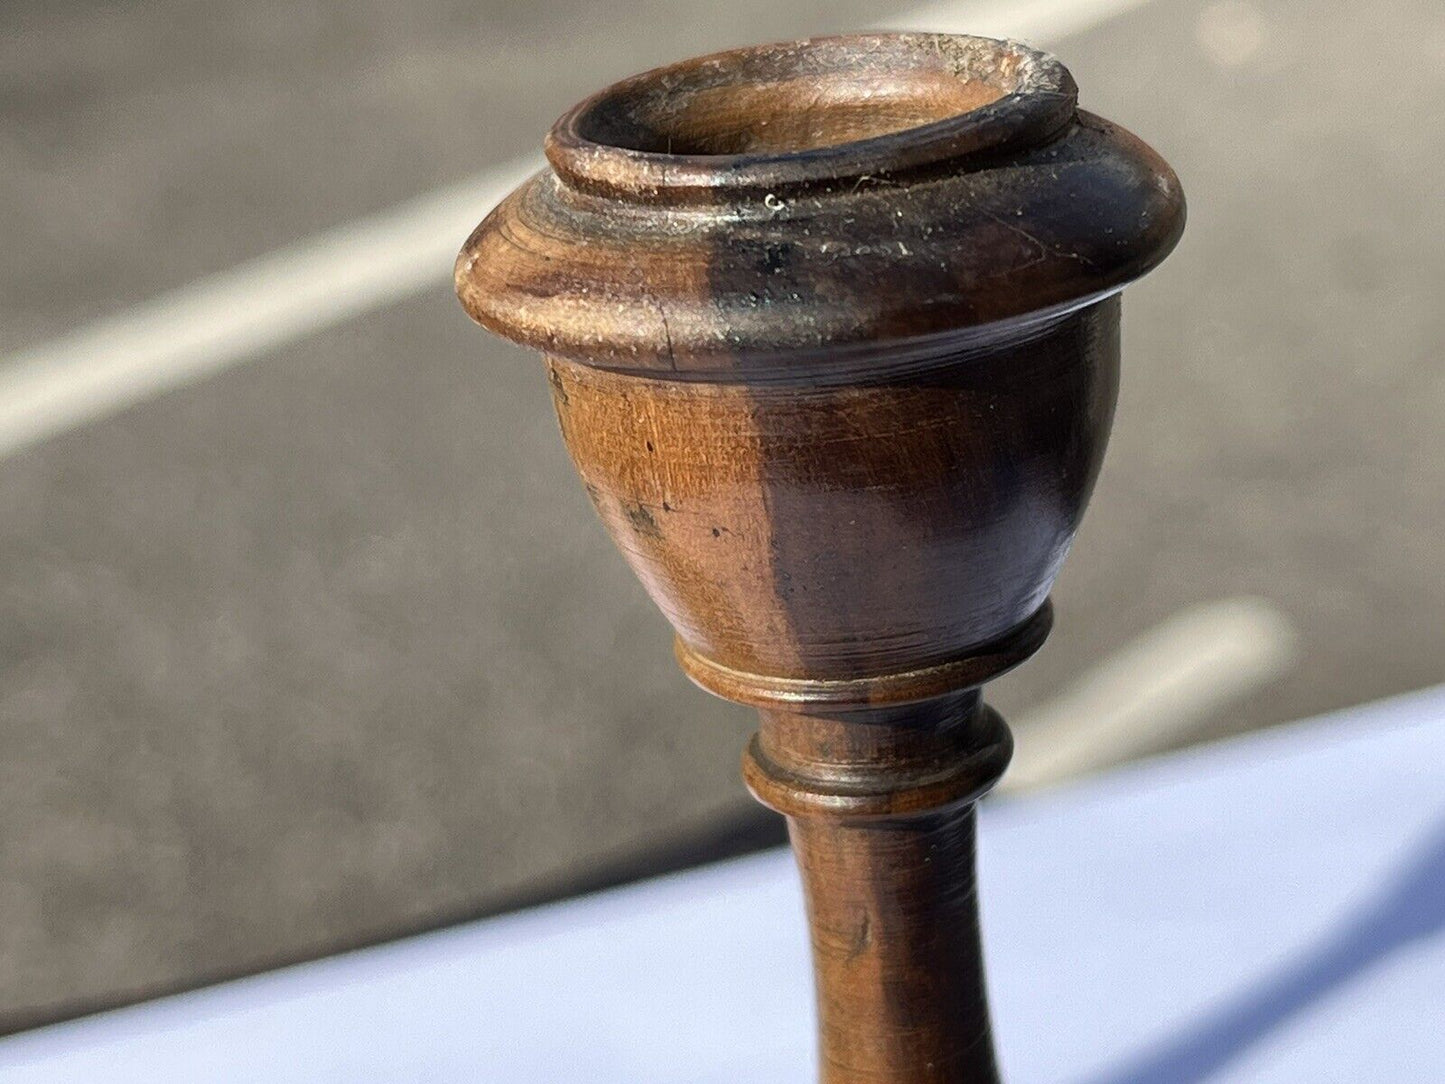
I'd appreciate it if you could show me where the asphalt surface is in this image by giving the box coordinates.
[1,0,1442,1028]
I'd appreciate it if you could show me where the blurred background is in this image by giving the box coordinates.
[0,0,1441,1034]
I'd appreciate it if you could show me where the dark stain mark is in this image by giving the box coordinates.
[645,440,655,453]
[662,500,673,512]
[761,242,791,276]
[622,501,661,537]
[848,911,872,960]
[777,567,794,598]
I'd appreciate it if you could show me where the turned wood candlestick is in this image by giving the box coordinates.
[457,33,1183,1082]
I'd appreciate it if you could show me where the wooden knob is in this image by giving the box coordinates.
[457,32,1183,1084]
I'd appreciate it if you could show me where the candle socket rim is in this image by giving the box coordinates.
[544,33,1078,203]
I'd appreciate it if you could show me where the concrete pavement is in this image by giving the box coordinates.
[0,0,1441,1027]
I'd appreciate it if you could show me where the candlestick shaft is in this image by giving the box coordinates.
[791,808,997,1083]
[746,693,1008,1083]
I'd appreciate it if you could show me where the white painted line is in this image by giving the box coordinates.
[0,0,1157,459]
[0,160,538,459]
[1001,598,1299,793]
[888,0,1156,39]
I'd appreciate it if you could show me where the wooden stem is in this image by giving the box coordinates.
[746,693,1010,1083]
[790,810,997,1083]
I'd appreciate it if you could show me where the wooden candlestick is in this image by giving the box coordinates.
[456,33,1183,1083]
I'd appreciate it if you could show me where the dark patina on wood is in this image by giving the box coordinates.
[457,33,1183,1083]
